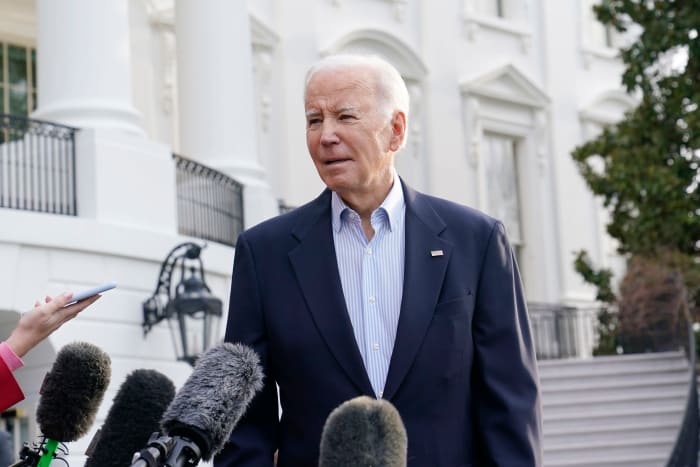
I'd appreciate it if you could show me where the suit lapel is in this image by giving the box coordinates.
[288,191,374,396]
[383,183,452,401]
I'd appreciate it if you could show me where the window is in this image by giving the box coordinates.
[1,41,37,116]
[478,0,506,18]
[482,133,524,260]
[463,0,532,51]
[582,0,618,49]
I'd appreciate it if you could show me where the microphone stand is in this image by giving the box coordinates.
[130,432,201,467]
[9,444,42,467]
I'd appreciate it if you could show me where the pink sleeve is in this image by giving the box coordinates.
[0,351,25,412]
[0,341,24,372]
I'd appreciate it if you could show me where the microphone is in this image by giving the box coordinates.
[130,342,263,467]
[318,396,408,467]
[85,369,176,467]
[14,341,111,467]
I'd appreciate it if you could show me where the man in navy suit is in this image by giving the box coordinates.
[215,54,542,467]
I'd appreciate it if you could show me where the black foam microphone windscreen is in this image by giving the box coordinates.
[35,341,111,442]
[159,342,264,461]
[319,396,408,467]
[85,369,175,467]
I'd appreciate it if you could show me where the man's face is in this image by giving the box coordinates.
[305,67,402,202]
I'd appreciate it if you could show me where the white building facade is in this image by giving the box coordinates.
[0,0,633,463]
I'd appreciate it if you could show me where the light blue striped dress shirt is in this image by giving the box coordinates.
[331,173,405,399]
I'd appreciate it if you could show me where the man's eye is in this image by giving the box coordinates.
[307,118,321,127]
[339,114,356,121]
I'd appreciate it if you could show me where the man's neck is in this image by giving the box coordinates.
[338,175,395,220]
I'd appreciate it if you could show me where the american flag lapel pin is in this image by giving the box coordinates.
[430,250,444,257]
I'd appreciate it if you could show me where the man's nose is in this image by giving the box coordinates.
[319,121,340,145]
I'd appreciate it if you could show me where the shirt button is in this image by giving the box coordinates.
[379,391,383,398]
[373,343,380,350]
[369,296,376,303]
[366,247,372,255]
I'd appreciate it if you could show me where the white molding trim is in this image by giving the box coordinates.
[581,44,620,69]
[321,28,428,80]
[250,14,280,49]
[460,63,549,108]
[146,5,280,50]
[384,0,408,23]
[580,89,637,125]
[462,14,532,53]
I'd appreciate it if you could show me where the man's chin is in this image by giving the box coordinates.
[319,175,352,193]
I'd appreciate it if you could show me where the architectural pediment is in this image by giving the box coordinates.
[250,14,280,49]
[580,90,638,125]
[460,64,549,108]
[322,28,427,80]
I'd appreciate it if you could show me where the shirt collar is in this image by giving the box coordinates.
[332,169,404,233]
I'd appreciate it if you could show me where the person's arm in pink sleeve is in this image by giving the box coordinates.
[1,292,101,412]
[0,349,24,412]
[0,341,24,372]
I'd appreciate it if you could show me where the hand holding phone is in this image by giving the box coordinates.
[64,282,117,307]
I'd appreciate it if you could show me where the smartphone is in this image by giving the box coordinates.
[64,282,117,306]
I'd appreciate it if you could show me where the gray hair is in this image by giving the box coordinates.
[304,54,410,147]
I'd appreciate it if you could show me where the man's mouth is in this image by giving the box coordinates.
[325,158,351,165]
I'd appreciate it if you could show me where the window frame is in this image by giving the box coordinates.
[0,39,37,117]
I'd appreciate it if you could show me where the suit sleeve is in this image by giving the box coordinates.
[214,234,279,467]
[472,221,543,466]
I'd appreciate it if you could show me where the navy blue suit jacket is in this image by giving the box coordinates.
[215,181,542,467]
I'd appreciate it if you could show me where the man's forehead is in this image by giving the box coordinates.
[305,82,375,112]
[305,99,361,113]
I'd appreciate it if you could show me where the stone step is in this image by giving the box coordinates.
[541,372,688,399]
[539,351,684,372]
[544,435,673,465]
[543,420,679,446]
[543,400,685,421]
[542,387,686,416]
[540,352,690,467]
[543,400,683,431]
[544,451,667,467]
[539,357,688,380]
[539,363,688,389]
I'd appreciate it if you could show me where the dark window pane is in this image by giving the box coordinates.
[496,0,505,17]
[31,49,36,88]
[8,46,28,116]
[8,45,27,85]
[32,90,37,110]
[0,43,4,82]
[10,86,28,115]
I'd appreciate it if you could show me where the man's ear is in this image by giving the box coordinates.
[389,111,407,151]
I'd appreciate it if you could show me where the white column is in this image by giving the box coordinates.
[175,0,277,228]
[33,0,143,135]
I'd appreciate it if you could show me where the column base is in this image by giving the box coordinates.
[33,100,145,136]
[75,128,177,234]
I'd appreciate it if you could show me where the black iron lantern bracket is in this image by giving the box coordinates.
[142,242,223,365]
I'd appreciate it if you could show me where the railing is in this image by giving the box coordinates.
[173,154,244,248]
[529,303,598,360]
[0,113,78,215]
[666,295,698,467]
